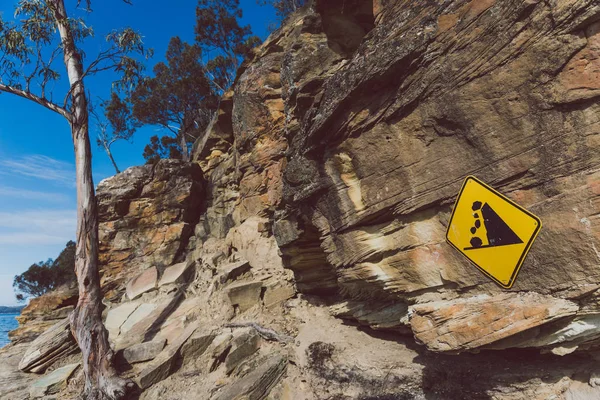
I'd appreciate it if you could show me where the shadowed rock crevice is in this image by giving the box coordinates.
[274,215,339,296]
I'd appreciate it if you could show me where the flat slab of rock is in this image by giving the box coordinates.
[19,318,78,373]
[225,330,261,374]
[219,260,251,284]
[180,331,216,365]
[119,339,166,364]
[263,282,296,308]
[410,293,579,352]
[137,323,199,390]
[115,293,182,350]
[126,267,158,300]
[159,261,194,286]
[105,302,140,340]
[226,281,263,312]
[119,303,158,335]
[211,354,287,400]
[29,362,79,398]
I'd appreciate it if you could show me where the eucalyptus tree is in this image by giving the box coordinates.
[195,0,261,91]
[132,36,217,163]
[92,92,137,174]
[258,0,307,22]
[0,1,149,398]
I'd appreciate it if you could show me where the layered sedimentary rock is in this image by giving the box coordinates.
[9,286,77,343]
[5,1,600,399]
[97,159,204,299]
[274,0,600,353]
[188,0,600,355]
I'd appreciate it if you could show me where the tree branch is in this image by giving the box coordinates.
[0,83,71,121]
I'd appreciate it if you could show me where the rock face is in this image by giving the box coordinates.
[18,318,78,373]
[10,285,77,343]
[410,293,579,352]
[7,1,600,399]
[97,159,204,299]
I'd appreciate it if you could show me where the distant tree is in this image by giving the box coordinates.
[92,92,138,174]
[132,36,217,163]
[258,0,307,22]
[13,241,77,301]
[0,1,149,397]
[142,135,182,164]
[195,0,261,91]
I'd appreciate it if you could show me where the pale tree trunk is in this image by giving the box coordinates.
[179,129,190,162]
[50,1,130,398]
[103,143,121,174]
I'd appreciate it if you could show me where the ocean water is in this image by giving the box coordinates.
[0,314,18,348]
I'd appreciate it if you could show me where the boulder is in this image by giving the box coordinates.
[158,261,194,287]
[119,339,166,364]
[208,332,233,372]
[137,323,199,390]
[218,260,251,284]
[119,303,159,335]
[211,354,287,400]
[225,330,261,374]
[114,293,183,350]
[410,293,579,352]
[29,363,79,399]
[262,281,296,308]
[226,281,263,312]
[180,331,216,365]
[0,343,39,399]
[19,318,78,373]
[126,267,158,300]
[105,301,140,339]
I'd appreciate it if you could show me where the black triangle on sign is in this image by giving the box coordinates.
[464,202,523,250]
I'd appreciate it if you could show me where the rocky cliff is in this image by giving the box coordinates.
[2,1,600,399]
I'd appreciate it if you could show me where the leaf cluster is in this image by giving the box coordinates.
[258,0,307,27]
[0,1,151,115]
[195,0,260,89]
[13,240,77,301]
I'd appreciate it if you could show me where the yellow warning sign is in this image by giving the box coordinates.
[446,176,541,288]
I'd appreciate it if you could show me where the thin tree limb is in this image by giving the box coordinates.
[0,83,71,120]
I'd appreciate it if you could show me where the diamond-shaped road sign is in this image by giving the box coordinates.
[446,176,542,288]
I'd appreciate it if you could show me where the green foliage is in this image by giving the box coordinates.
[132,36,217,163]
[92,91,138,173]
[195,0,261,89]
[137,0,261,164]
[258,0,307,23]
[104,92,137,140]
[142,135,182,164]
[13,241,77,301]
[0,0,150,113]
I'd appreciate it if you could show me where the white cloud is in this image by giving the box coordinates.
[0,210,76,245]
[0,155,74,187]
[0,186,70,203]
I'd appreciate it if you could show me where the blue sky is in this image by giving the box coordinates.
[0,1,277,306]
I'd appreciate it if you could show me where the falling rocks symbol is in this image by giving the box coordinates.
[465,201,523,250]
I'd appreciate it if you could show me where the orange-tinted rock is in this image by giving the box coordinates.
[410,293,579,352]
[126,267,158,300]
[10,286,78,343]
[97,159,204,298]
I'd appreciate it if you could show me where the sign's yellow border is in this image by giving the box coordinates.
[445,175,542,289]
